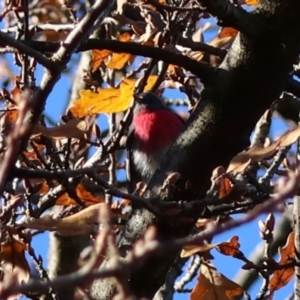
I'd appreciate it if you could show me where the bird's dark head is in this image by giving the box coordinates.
[134,92,168,113]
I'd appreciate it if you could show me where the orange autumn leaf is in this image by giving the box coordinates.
[0,107,19,127]
[56,183,104,206]
[38,181,50,195]
[244,0,260,5]
[190,262,244,300]
[218,177,232,198]
[37,181,103,206]
[91,49,112,72]
[218,27,238,39]
[117,32,131,43]
[23,142,45,160]
[76,184,104,205]
[208,27,238,50]
[90,32,133,71]
[70,76,158,117]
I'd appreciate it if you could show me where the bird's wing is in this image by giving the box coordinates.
[125,129,142,193]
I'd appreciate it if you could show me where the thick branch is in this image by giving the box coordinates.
[24,39,215,83]
[0,31,53,69]
[197,0,262,37]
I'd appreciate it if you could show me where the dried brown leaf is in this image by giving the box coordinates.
[31,119,88,140]
[181,243,217,258]
[190,261,244,300]
[0,237,30,294]
[228,126,300,173]
[23,203,109,236]
[227,143,278,173]
[216,236,243,258]
[37,182,104,206]
[269,232,295,294]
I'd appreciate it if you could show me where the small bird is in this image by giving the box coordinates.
[126,92,184,192]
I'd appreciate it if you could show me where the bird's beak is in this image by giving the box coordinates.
[134,94,143,103]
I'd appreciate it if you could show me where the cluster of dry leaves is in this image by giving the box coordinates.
[182,219,295,300]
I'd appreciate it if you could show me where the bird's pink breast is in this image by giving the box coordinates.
[133,109,183,153]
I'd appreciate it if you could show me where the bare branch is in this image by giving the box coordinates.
[0,31,53,69]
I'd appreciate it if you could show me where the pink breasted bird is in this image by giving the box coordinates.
[126,92,184,192]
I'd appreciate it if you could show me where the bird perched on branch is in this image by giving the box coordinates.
[126,92,184,193]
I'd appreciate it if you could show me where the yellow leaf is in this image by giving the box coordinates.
[144,75,159,90]
[106,32,133,70]
[106,52,132,70]
[70,88,120,117]
[70,76,158,117]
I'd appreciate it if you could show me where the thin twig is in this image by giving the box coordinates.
[0,31,53,69]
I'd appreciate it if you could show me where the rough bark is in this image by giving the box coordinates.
[48,233,91,299]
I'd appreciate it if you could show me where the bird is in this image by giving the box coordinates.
[126,92,184,193]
